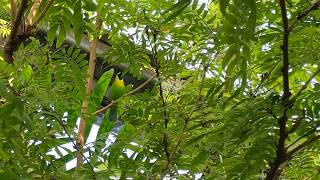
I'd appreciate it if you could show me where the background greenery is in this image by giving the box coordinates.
[0,0,320,179]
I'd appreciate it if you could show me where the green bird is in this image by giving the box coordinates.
[108,72,126,121]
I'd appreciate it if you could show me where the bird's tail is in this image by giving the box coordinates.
[109,105,118,121]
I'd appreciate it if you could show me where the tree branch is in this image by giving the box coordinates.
[76,16,102,167]
[147,30,171,167]
[266,1,291,179]
[288,0,320,32]
[92,73,157,115]
[156,51,171,164]
[266,1,320,175]
[280,2,290,100]
[4,0,28,63]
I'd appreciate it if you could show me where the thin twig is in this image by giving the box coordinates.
[290,66,320,102]
[43,111,96,179]
[162,65,208,177]
[286,109,305,135]
[252,62,279,97]
[287,135,320,158]
[147,30,171,167]
[92,73,157,115]
[288,0,320,32]
[286,128,316,151]
[154,41,171,163]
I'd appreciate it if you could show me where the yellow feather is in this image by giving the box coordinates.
[114,77,125,88]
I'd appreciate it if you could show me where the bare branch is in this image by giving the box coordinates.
[266,0,291,179]
[279,2,290,100]
[76,16,102,167]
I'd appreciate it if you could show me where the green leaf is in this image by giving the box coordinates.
[47,23,58,43]
[72,49,81,59]
[67,46,74,56]
[85,69,114,139]
[73,0,84,46]
[191,150,209,168]
[207,15,216,24]
[74,26,83,47]
[192,0,198,10]
[0,102,15,118]
[197,3,205,15]
[0,79,7,96]
[206,83,224,98]
[202,10,208,19]
[222,44,238,69]
[83,0,97,11]
[162,0,191,15]
[163,1,191,23]
[90,69,114,111]
[245,0,256,39]
[184,133,208,148]
[219,0,230,14]
[56,25,66,48]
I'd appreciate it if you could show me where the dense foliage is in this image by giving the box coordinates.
[0,0,320,179]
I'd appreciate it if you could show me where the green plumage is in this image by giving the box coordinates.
[108,73,125,121]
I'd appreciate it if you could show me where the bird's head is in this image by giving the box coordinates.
[117,72,123,80]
